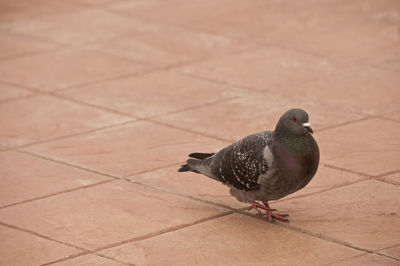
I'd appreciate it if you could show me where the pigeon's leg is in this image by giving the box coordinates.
[248,201,289,222]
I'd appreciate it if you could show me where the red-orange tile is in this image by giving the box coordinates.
[52,254,125,266]
[0,224,81,266]
[274,180,400,250]
[0,82,33,102]
[0,94,132,146]
[180,46,342,91]
[0,48,150,91]
[0,30,58,59]
[26,121,228,177]
[0,181,225,250]
[100,213,361,265]
[0,151,109,208]
[59,70,244,118]
[315,118,400,176]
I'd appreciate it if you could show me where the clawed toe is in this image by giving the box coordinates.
[248,201,289,222]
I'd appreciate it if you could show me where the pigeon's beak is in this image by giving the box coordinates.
[302,123,313,134]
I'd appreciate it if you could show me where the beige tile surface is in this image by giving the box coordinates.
[0,94,132,146]
[0,181,225,250]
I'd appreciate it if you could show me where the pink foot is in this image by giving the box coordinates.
[248,202,289,223]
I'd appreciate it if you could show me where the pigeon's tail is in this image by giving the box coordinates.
[189,152,215,159]
[178,157,219,181]
[178,163,199,173]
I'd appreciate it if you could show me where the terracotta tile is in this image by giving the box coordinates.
[0,48,150,91]
[287,67,400,116]
[380,172,400,185]
[0,82,33,102]
[89,24,253,68]
[130,164,365,210]
[282,165,366,201]
[274,180,400,250]
[0,181,225,250]
[315,118,400,176]
[154,90,363,141]
[59,71,244,118]
[381,245,400,260]
[0,151,109,208]
[330,253,400,266]
[130,165,247,209]
[52,254,125,266]
[25,121,228,177]
[3,9,150,46]
[111,0,265,27]
[0,94,132,146]
[0,224,80,266]
[381,111,400,122]
[0,0,82,24]
[254,7,399,64]
[0,30,58,59]
[180,46,342,91]
[100,213,361,265]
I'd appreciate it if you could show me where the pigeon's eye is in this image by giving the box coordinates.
[292,117,297,123]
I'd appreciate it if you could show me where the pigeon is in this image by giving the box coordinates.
[178,108,320,222]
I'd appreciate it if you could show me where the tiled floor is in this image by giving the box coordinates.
[0,0,399,265]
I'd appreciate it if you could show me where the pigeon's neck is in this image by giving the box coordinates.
[271,131,306,174]
[272,130,305,154]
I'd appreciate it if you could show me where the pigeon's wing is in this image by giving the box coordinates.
[215,132,271,191]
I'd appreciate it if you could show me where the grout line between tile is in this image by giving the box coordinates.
[321,164,372,178]
[145,118,233,143]
[375,177,400,186]
[269,220,400,263]
[12,149,122,179]
[12,119,138,149]
[93,211,234,253]
[0,221,88,252]
[0,180,114,210]
[317,115,375,132]
[40,212,234,266]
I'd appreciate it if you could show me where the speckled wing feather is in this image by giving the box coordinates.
[213,132,271,191]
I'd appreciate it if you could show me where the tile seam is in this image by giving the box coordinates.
[0,179,115,210]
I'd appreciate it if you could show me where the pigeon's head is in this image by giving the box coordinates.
[276,108,313,136]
